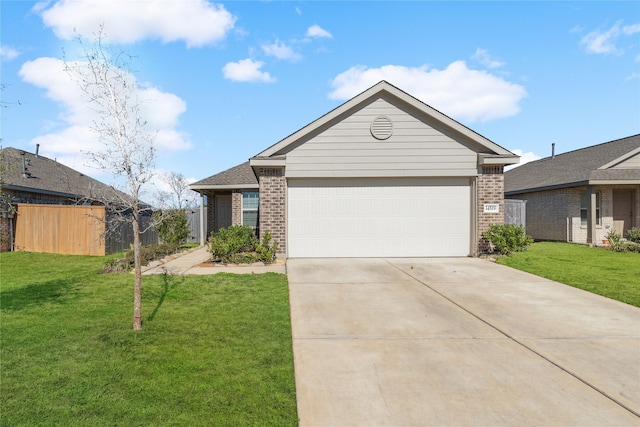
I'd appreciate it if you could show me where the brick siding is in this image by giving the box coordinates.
[231,190,242,226]
[257,167,286,255]
[477,166,505,253]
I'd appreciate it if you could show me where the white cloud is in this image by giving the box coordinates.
[262,40,301,61]
[306,24,332,39]
[18,56,191,178]
[580,22,623,54]
[329,62,528,123]
[505,149,542,171]
[38,0,236,47]
[222,58,275,83]
[471,48,504,69]
[580,21,640,55]
[0,45,19,61]
[623,23,640,35]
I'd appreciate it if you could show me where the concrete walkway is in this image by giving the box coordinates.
[141,246,286,275]
[287,258,640,426]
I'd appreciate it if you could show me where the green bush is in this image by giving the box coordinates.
[256,231,279,264]
[208,226,279,264]
[483,224,534,255]
[153,209,190,245]
[607,230,640,253]
[625,227,640,244]
[102,243,180,273]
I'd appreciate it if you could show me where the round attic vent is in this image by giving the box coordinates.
[370,116,393,140]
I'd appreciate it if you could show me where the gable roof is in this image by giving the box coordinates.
[505,134,640,195]
[190,161,258,191]
[1,147,123,201]
[251,80,518,166]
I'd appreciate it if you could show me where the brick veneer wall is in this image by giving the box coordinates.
[231,190,242,226]
[477,166,505,253]
[257,167,286,255]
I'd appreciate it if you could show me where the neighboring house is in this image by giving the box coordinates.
[0,146,155,253]
[504,134,640,246]
[192,81,519,258]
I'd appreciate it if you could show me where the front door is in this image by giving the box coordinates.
[215,195,232,231]
[612,190,635,235]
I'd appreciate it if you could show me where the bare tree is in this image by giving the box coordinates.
[155,171,196,209]
[65,29,156,330]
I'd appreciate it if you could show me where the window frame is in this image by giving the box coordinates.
[580,191,601,227]
[241,191,259,230]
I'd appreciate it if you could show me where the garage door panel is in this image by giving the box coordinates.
[288,179,470,257]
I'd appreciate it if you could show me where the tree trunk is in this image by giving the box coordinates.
[132,213,143,330]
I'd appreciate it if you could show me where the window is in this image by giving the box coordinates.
[242,192,259,230]
[580,191,601,226]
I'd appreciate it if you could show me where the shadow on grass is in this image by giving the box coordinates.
[147,272,184,322]
[0,279,76,311]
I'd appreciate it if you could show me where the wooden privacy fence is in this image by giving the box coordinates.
[14,204,107,256]
[13,204,159,256]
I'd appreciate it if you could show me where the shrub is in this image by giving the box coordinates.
[625,227,640,244]
[154,209,190,245]
[208,226,279,264]
[607,230,640,253]
[102,243,180,273]
[208,225,258,263]
[483,224,534,255]
[256,231,279,264]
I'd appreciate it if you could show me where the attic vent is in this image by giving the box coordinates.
[370,116,393,140]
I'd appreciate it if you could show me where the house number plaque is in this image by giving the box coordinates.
[483,204,500,213]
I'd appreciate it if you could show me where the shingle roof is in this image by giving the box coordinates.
[505,134,640,195]
[1,147,123,201]
[190,161,258,190]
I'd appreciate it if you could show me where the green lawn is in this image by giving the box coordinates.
[1,252,298,426]
[497,242,640,307]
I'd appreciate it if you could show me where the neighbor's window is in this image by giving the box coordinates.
[242,192,259,229]
[580,191,601,226]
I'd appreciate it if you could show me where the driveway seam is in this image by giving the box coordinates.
[384,259,640,419]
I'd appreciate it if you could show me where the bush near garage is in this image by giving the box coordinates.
[483,224,534,255]
[208,225,279,264]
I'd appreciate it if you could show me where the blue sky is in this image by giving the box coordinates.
[1,1,639,196]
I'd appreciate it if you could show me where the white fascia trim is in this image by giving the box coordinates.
[478,154,520,166]
[249,158,286,167]
[588,179,640,185]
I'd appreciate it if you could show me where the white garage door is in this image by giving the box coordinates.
[287,178,471,258]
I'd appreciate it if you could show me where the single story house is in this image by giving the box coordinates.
[504,134,640,245]
[0,146,156,253]
[191,81,519,257]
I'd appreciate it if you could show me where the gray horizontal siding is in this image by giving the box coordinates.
[286,98,478,178]
[612,153,640,169]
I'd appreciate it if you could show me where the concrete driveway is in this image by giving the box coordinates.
[287,258,640,426]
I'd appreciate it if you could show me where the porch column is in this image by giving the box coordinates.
[586,186,597,245]
[199,193,205,246]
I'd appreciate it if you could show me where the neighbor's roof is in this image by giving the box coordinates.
[0,147,124,201]
[190,161,258,191]
[505,134,640,195]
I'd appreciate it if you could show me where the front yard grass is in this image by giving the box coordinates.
[497,242,640,307]
[0,252,298,426]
